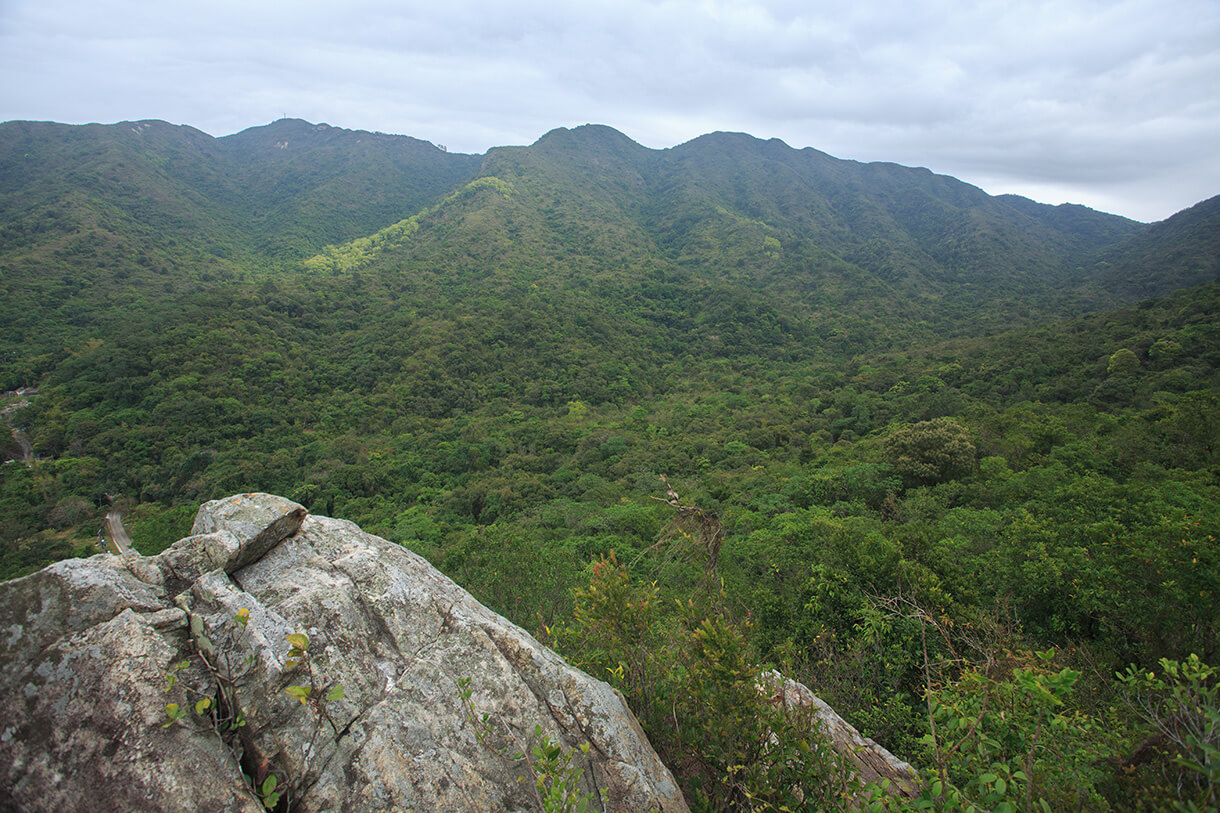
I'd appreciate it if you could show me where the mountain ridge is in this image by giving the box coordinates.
[5,116,1214,392]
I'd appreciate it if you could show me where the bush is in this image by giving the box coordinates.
[555,556,850,812]
[1119,655,1219,810]
[47,495,95,528]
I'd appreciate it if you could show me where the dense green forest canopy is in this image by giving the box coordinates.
[2,118,1217,810]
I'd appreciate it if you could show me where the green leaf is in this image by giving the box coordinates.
[261,775,278,795]
[285,685,311,704]
[285,633,309,651]
[326,685,345,701]
[194,697,212,715]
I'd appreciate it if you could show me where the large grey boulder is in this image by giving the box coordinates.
[0,493,688,812]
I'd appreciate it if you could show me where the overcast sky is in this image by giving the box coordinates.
[2,0,1217,222]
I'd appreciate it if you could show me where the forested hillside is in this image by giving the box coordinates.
[1,118,1217,810]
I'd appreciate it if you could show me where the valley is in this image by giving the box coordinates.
[1,118,1216,810]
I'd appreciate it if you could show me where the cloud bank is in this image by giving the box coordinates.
[2,0,1217,221]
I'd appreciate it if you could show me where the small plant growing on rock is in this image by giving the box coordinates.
[458,676,600,812]
[162,610,346,811]
[529,726,596,813]
[282,631,347,767]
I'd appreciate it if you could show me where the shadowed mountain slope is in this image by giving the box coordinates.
[1092,193,1220,300]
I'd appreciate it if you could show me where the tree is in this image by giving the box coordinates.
[884,418,976,488]
[1106,347,1140,378]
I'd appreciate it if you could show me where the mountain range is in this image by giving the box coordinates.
[4,117,1217,387]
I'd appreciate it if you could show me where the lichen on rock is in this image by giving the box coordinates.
[0,493,688,812]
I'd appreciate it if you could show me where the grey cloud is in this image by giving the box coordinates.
[0,0,1216,220]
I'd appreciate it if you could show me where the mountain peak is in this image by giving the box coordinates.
[531,123,651,155]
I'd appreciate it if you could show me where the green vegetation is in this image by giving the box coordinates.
[555,552,850,811]
[2,118,1218,809]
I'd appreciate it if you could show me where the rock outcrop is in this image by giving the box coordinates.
[764,671,919,797]
[0,494,689,812]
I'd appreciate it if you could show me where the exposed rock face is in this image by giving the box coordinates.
[0,493,689,812]
[765,671,919,797]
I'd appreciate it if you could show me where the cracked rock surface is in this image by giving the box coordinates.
[0,493,689,812]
